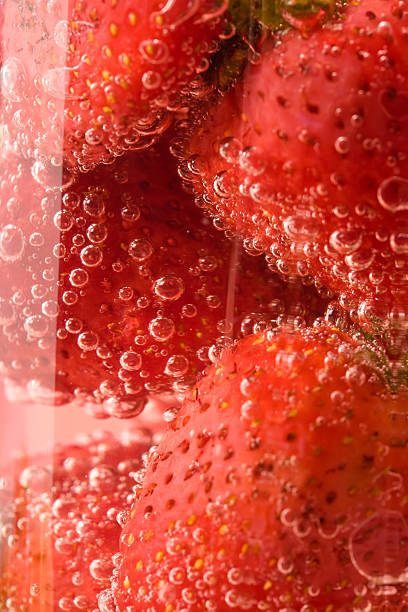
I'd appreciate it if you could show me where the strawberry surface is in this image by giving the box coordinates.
[0,142,328,415]
[112,325,408,610]
[0,427,153,611]
[0,0,227,172]
[183,0,408,336]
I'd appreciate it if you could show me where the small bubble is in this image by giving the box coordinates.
[24,315,49,338]
[329,228,362,255]
[390,231,408,254]
[239,146,265,175]
[32,160,74,190]
[80,245,103,267]
[0,225,24,262]
[66,318,83,334]
[128,239,153,262]
[182,303,197,318]
[142,70,161,89]
[165,354,189,377]
[334,136,350,155]
[119,351,142,371]
[19,465,51,491]
[149,317,175,342]
[69,268,89,287]
[54,210,74,232]
[219,137,242,163]
[42,66,83,100]
[88,466,118,493]
[154,275,184,301]
[89,558,113,582]
[83,192,105,217]
[377,176,408,212]
[87,223,108,244]
[0,57,26,101]
[42,300,58,318]
[62,290,78,305]
[29,232,45,248]
[139,39,169,63]
[77,331,98,351]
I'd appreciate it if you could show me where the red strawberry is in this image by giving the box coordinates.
[0,0,228,172]
[0,142,328,416]
[182,0,408,338]
[0,427,153,611]
[111,325,408,611]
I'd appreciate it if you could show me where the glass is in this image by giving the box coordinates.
[1,0,407,610]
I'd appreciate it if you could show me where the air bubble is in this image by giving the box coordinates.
[77,331,98,351]
[80,245,103,267]
[89,558,113,582]
[0,225,24,262]
[139,39,169,64]
[83,192,106,217]
[350,511,408,584]
[0,57,26,101]
[54,211,74,232]
[88,466,118,493]
[219,138,242,163]
[69,268,89,287]
[165,354,189,377]
[154,275,184,301]
[377,176,408,212]
[149,317,175,342]
[24,315,49,338]
[390,231,408,254]
[119,351,142,371]
[87,223,108,244]
[329,228,362,255]
[128,239,153,261]
[32,160,74,190]
[42,66,83,100]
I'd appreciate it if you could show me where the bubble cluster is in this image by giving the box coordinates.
[0,0,229,171]
[0,428,153,610]
[180,0,408,346]
[112,325,408,610]
[0,145,328,413]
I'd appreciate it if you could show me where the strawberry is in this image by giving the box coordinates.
[182,0,408,338]
[0,142,328,416]
[0,0,228,173]
[111,325,408,611]
[0,427,154,611]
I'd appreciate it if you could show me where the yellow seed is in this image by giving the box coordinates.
[102,70,110,81]
[155,551,165,562]
[123,576,130,589]
[127,534,135,545]
[263,580,273,591]
[219,401,229,411]
[121,53,131,67]
[194,558,204,570]
[104,47,113,58]
[155,14,164,25]
[136,560,143,571]
[165,606,174,612]
[110,23,118,36]
[219,524,228,535]
[241,543,249,554]
[187,515,197,526]
[343,435,353,445]
[128,11,138,26]
[252,335,264,345]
